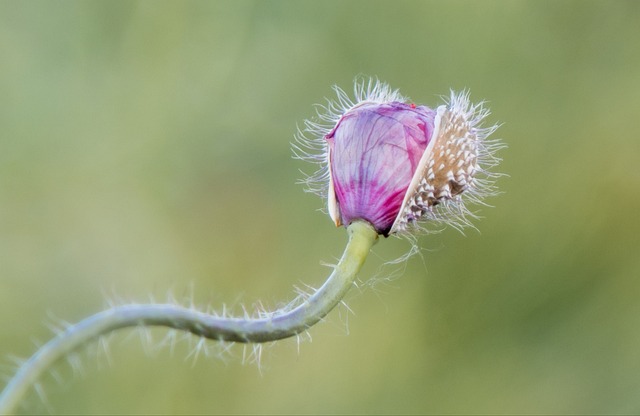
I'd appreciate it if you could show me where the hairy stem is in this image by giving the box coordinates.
[0,221,378,414]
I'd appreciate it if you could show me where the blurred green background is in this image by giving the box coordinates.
[1,0,639,414]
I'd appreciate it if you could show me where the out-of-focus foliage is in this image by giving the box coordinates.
[1,1,639,414]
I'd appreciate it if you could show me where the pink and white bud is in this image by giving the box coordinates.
[326,102,436,235]
[294,78,501,237]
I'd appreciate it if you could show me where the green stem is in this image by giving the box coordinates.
[0,221,378,414]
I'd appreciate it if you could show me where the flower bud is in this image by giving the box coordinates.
[294,78,501,237]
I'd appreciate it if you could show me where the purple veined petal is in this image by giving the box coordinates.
[326,102,436,235]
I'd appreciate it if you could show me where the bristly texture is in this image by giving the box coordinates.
[390,90,503,234]
[293,77,502,237]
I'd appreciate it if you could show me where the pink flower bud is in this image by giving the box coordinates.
[326,102,436,235]
[294,78,501,237]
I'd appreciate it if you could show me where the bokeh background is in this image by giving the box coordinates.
[1,0,639,414]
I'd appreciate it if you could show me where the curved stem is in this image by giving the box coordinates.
[0,221,378,414]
